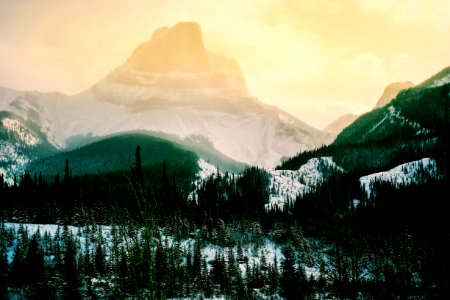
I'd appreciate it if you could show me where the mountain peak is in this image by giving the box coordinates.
[126,22,209,73]
[375,81,415,108]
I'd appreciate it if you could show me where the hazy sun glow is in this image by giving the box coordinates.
[1,0,449,128]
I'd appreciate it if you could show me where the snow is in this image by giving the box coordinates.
[3,222,320,281]
[430,73,450,87]
[188,159,225,202]
[189,157,343,210]
[1,118,39,146]
[266,157,343,210]
[0,140,30,185]
[359,158,440,198]
[197,158,220,180]
[368,105,431,137]
[0,72,327,169]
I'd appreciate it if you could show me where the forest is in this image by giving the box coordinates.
[0,142,449,299]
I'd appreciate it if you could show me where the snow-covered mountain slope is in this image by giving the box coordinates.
[267,157,343,210]
[429,73,450,88]
[0,112,57,184]
[359,158,440,199]
[334,80,448,146]
[368,105,431,136]
[190,157,344,210]
[419,66,450,88]
[0,22,328,170]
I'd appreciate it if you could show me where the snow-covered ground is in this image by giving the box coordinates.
[2,222,322,281]
[359,157,440,198]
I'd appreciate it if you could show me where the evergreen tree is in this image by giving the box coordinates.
[95,242,106,276]
[24,232,45,284]
[237,241,245,263]
[281,245,297,299]
[268,253,280,295]
[10,242,26,285]
[193,239,202,286]
[63,234,80,299]
[133,145,144,187]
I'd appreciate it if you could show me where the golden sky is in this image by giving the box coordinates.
[0,0,449,129]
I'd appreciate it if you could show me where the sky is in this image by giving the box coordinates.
[0,0,449,129]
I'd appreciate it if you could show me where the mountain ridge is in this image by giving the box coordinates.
[0,22,330,176]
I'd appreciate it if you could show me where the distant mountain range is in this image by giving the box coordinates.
[335,70,449,146]
[1,21,449,185]
[278,66,449,175]
[0,22,329,183]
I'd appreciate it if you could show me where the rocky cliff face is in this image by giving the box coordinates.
[103,22,247,99]
[127,22,210,73]
[0,22,329,168]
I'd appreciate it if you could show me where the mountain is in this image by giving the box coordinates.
[374,81,415,108]
[334,81,449,146]
[323,113,359,140]
[0,22,328,175]
[278,66,449,175]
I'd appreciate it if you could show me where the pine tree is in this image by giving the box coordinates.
[260,249,268,274]
[24,231,45,284]
[10,241,25,284]
[0,249,7,298]
[201,257,213,297]
[281,245,297,299]
[134,145,144,187]
[154,238,167,298]
[237,241,245,263]
[95,242,106,276]
[193,239,202,286]
[63,234,81,299]
[118,246,129,283]
[268,253,280,295]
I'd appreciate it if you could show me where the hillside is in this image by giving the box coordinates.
[26,133,199,179]
[334,83,449,146]
[0,111,58,184]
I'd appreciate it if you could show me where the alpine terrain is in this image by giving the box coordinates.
[0,22,329,185]
[0,20,449,300]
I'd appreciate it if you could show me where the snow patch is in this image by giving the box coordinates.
[197,159,220,180]
[430,73,450,88]
[369,105,431,137]
[1,118,39,146]
[188,159,226,202]
[266,157,343,210]
[359,158,440,198]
